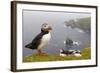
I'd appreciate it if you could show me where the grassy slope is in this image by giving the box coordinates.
[23,48,91,62]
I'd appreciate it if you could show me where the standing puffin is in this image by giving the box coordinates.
[25,23,52,53]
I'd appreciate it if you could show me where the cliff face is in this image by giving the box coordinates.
[65,17,91,34]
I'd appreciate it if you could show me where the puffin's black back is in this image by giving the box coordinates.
[25,31,49,50]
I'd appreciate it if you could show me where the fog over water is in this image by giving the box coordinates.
[22,10,91,56]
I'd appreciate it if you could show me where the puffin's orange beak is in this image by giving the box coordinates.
[48,26,52,30]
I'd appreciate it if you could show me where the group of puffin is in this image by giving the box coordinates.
[25,23,81,57]
[59,49,81,57]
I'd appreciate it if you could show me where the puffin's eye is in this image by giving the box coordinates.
[44,25,47,28]
[44,25,46,27]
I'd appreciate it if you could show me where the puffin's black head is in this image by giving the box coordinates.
[41,23,52,32]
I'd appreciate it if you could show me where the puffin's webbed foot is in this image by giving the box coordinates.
[37,49,42,53]
[37,49,48,56]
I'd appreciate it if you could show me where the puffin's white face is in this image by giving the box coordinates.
[41,23,52,32]
[60,49,64,53]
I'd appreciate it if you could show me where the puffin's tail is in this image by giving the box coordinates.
[25,43,32,49]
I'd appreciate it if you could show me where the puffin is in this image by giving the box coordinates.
[60,49,81,57]
[25,23,52,53]
[60,49,74,56]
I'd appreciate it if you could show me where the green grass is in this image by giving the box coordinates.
[23,48,91,62]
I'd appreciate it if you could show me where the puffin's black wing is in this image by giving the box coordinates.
[25,32,44,49]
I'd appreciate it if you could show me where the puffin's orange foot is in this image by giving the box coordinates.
[37,49,42,54]
[36,50,48,56]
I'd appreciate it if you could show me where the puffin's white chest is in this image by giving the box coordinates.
[38,33,51,49]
